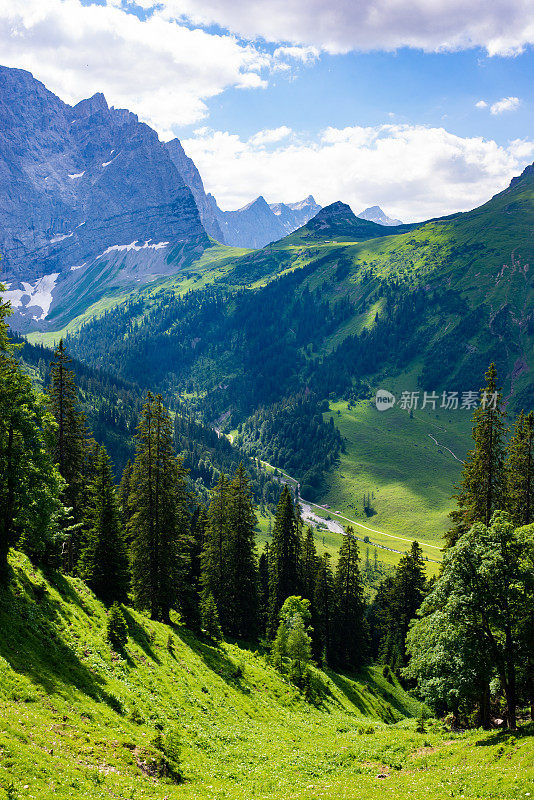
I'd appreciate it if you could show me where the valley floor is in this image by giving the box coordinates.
[1,553,533,800]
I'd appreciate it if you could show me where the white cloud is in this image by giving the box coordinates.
[249,126,293,146]
[149,0,534,57]
[0,0,274,138]
[476,99,488,108]
[182,124,534,222]
[273,45,319,63]
[490,96,521,114]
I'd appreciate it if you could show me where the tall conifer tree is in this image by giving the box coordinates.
[301,527,318,602]
[447,363,507,546]
[48,340,87,515]
[226,464,258,637]
[79,446,129,604]
[0,291,62,580]
[201,473,230,624]
[128,393,190,623]
[313,552,336,664]
[268,485,301,637]
[334,528,368,667]
[505,411,534,526]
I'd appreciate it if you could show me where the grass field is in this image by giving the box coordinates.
[1,551,533,800]
[319,399,473,551]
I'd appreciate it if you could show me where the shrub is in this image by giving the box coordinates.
[107,602,128,649]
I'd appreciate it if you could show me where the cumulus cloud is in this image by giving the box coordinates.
[490,96,521,114]
[148,0,534,56]
[0,0,274,138]
[182,125,534,221]
[249,126,293,146]
[476,99,488,108]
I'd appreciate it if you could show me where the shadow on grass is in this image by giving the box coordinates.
[0,569,105,700]
[177,626,250,694]
[475,721,534,745]
[121,608,161,665]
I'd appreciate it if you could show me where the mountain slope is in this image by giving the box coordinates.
[0,65,209,330]
[0,551,419,797]
[165,138,225,242]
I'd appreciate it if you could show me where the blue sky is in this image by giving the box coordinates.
[2,0,534,220]
[194,45,533,145]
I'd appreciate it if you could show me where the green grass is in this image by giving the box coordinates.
[1,551,533,800]
[27,243,251,347]
[306,399,475,570]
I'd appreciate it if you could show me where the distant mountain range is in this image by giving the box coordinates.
[358,206,402,226]
[0,64,403,329]
[165,136,322,248]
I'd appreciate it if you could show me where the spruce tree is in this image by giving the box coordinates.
[226,465,258,638]
[447,363,507,546]
[201,473,230,625]
[377,541,427,669]
[128,393,190,623]
[268,485,301,637]
[48,340,87,516]
[334,528,368,668]
[313,552,336,665]
[200,591,223,641]
[79,446,129,605]
[182,504,207,627]
[505,411,534,526]
[301,527,318,602]
[119,459,133,530]
[258,543,270,636]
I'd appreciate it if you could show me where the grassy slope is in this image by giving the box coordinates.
[324,401,472,543]
[27,243,251,348]
[2,552,533,800]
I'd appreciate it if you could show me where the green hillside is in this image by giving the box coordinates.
[26,163,534,550]
[2,551,533,800]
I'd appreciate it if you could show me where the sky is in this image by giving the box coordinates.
[1,0,534,220]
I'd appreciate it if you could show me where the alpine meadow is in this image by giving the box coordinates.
[1,4,534,799]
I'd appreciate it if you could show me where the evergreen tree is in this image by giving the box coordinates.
[505,411,534,526]
[0,290,63,580]
[258,543,270,636]
[128,393,190,623]
[226,464,258,638]
[79,446,129,604]
[48,340,87,516]
[119,459,133,530]
[268,485,302,637]
[447,363,507,546]
[301,527,318,602]
[200,591,223,641]
[334,528,368,668]
[376,542,427,669]
[182,504,207,627]
[313,552,336,665]
[201,473,230,625]
[107,602,128,649]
